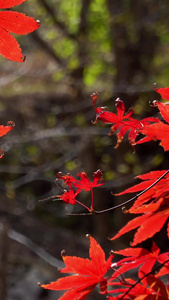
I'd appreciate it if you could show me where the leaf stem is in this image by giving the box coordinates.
[90,189,94,211]
[75,200,91,212]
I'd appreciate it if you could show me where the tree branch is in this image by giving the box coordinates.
[31,31,65,65]
[37,0,76,40]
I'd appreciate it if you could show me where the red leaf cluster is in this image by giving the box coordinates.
[47,169,105,211]
[91,92,159,149]
[40,87,169,299]
[0,121,15,158]
[111,170,169,245]
[92,88,169,151]
[40,235,169,300]
[113,242,169,280]
[108,276,169,300]
[0,0,40,62]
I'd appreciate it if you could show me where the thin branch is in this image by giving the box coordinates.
[77,0,92,36]
[66,212,93,216]
[6,226,64,269]
[94,169,169,214]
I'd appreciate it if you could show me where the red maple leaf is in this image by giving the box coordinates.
[136,100,169,151]
[112,242,169,281]
[40,235,113,300]
[115,170,169,210]
[56,169,104,211]
[71,169,105,191]
[91,92,159,148]
[57,169,104,192]
[155,87,169,101]
[0,0,40,62]
[111,170,169,245]
[0,120,15,158]
[56,189,80,205]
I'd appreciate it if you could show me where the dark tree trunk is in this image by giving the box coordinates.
[106,0,160,105]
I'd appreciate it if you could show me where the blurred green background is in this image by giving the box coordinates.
[1,0,169,299]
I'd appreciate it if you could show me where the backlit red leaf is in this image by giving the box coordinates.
[56,189,80,205]
[0,0,40,62]
[111,214,149,242]
[57,169,104,192]
[0,0,26,8]
[0,27,23,61]
[41,275,98,291]
[0,11,40,34]
[73,169,105,191]
[136,101,169,151]
[54,170,105,210]
[40,236,113,299]
[137,122,169,151]
[0,121,15,158]
[91,93,159,148]
[111,169,169,245]
[113,242,169,282]
[0,121,14,137]
[137,170,168,180]
[116,170,169,210]
[132,210,169,246]
[155,101,169,123]
[111,208,169,246]
[155,87,169,101]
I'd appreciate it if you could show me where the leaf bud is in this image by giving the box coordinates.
[61,250,66,257]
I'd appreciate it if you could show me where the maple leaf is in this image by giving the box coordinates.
[91,92,159,148]
[116,170,169,210]
[0,120,15,158]
[40,235,113,300]
[0,0,40,62]
[155,87,169,101]
[71,169,105,191]
[136,100,169,151]
[56,188,80,205]
[56,169,105,211]
[112,242,169,282]
[57,169,104,192]
[111,170,169,245]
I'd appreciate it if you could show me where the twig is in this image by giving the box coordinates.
[7,227,64,269]
[94,169,169,214]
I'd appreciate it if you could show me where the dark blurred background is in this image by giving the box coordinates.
[1,0,169,299]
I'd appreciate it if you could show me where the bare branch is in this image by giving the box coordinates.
[37,0,76,40]
[31,31,65,65]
